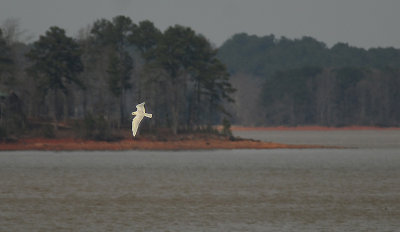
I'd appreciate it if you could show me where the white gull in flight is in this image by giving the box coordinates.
[131,102,152,137]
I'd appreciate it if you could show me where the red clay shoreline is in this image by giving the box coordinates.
[0,137,331,151]
[0,126,400,151]
[1,125,395,151]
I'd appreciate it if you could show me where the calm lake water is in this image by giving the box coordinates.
[234,129,400,149]
[1,131,399,231]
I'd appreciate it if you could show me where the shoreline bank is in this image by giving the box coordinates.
[230,125,400,131]
[4,126,393,151]
[0,137,330,151]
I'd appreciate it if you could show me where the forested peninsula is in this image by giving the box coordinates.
[1,17,399,144]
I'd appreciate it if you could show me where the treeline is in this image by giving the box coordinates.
[0,16,235,139]
[218,33,400,76]
[218,33,400,126]
[260,66,400,126]
[2,22,400,139]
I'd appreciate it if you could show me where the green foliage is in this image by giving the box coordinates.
[259,66,400,126]
[221,117,232,137]
[260,66,322,125]
[218,33,400,77]
[0,92,26,138]
[91,16,135,125]
[82,113,96,138]
[77,113,113,141]
[25,26,84,126]
[133,24,236,133]
[41,124,55,138]
[335,66,365,90]
[91,16,134,48]
[0,29,14,85]
[219,33,400,126]
[26,26,84,94]
[106,51,133,97]
[155,25,196,78]
[3,17,399,137]
[91,18,234,133]
[0,126,7,140]
[129,20,162,60]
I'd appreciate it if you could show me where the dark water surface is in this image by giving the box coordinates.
[1,147,399,231]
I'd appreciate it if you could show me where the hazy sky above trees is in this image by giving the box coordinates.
[1,0,399,48]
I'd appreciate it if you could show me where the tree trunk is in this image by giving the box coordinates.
[120,88,125,127]
[53,88,58,131]
[171,90,179,135]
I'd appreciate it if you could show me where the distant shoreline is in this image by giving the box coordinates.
[230,125,400,131]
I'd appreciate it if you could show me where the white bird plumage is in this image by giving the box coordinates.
[131,102,152,137]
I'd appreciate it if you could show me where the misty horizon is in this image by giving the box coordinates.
[1,0,400,49]
[2,16,400,51]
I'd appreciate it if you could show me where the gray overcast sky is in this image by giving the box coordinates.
[1,0,400,48]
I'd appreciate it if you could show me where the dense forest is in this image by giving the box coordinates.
[218,33,400,126]
[0,16,235,139]
[1,18,400,140]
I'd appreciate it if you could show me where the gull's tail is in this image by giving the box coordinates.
[144,113,152,118]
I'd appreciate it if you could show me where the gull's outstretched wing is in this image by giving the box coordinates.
[136,102,146,113]
[132,115,144,137]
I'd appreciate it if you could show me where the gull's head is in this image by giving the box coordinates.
[131,112,137,116]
